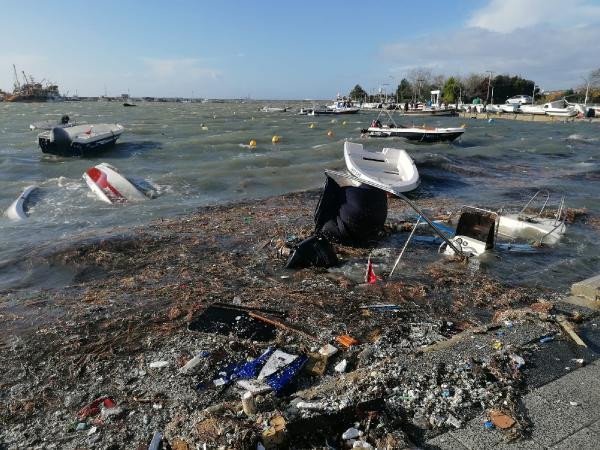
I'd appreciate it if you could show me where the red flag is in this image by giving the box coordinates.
[366,256,377,284]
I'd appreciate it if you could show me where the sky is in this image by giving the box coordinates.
[1,0,599,99]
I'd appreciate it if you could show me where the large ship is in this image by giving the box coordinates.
[3,65,62,102]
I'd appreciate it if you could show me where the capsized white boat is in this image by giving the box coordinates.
[497,191,566,244]
[5,185,38,220]
[343,141,420,193]
[83,163,155,204]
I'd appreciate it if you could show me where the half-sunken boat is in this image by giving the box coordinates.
[37,124,124,157]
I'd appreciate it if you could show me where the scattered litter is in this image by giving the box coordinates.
[258,350,298,379]
[492,340,503,350]
[148,431,163,450]
[335,359,348,373]
[262,415,286,448]
[336,334,359,348]
[188,305,277,341]
[573,358,585,368]
[446,414,462,429]
[77,397,117,419]
[76,422,87,431]
[249,311,318,341]
[539,335,555,344]
[484,421,495,429]
[180,351,210,374]
[241,391,257,416]
[489,409,516,429]
[149,360,169,369]
[87,426,97,436]
[318,344,338,357]
[342,427,361,440]
[510,354,525,369]
[359,304,401,312]
[353,441,373,449]
[569,401,580,406]
[557,317,588,347]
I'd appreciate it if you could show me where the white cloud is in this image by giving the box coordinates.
[142,57,221,80]
[381,1,600,90]
[468,0,600,33]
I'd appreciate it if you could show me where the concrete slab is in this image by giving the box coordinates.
[571,274,600,302]
[562,295,600,312]
[425,432,469,449]
[522,393,585,447]
[492,439,545,450]
[549,427,600,449]
[587,418,600,435]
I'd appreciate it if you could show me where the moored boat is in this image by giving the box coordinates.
[343,141,420,193]
[37,124,124,157]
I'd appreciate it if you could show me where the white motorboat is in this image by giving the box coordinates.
[519,104,546,115]
[362,111,465,142]
[343,141,420,193]
[312,98,359,115]
[83,163,155,204]
[543,100,577,117]
[500,102,520,113]
[486,104,502,113]
[439,207,497,257]
[38,124,124,157]
[5,185,38,220]
[260,106,287,112]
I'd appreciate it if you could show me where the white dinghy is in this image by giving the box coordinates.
[83,163,155,204]
[5,185,38,220]
[343,141,420,193]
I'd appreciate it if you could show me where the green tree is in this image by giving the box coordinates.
[490,75,536,103]
[349,84,368,101]
[396,79,411,101]
[442,77,461,103]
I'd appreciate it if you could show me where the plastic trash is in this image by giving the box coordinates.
[510,354,525,369]
[484,421,494,429]
[540,335,555,343]
[335,359,348,373]
[149,361,169,369]
[342,427,361,440]
[336,335,359,348]
[241,391,257,416]
[180,351,210,374]
[318,344,338,357]
[148,431,163,450]
[77,397,116,419]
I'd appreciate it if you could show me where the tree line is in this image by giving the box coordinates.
[349,68,600,105]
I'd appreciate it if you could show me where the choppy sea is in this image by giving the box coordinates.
[1,101,599,293]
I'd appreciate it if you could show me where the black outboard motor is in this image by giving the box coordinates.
[285,235,338,269]
[315,175,387,246]
[50,127,73,153]
[60,114,70,124]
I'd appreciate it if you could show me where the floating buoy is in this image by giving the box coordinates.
[249,139,257,148]
[213,115,216,119]
[272,135,281,144]
[309,123,316,129]
[488,118,494,123]
[327,130,334,137]
[342,121,347,125]
[331,119,337,123]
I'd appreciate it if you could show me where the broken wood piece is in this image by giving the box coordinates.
[557,317,587,347]
[248,312,318,341]
[336,334,359,348]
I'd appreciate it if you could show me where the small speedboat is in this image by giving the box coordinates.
[500,103,520,113]
[260,106,287,112]
[364,123,465,143]
[83,163,154,204]
[543,100,577,117]
[38,124,124,157]
[519,104,546,115]
[343,141,420,193]
[29,115,76,131]
[5,185,38,220]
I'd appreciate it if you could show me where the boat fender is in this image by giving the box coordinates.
[50,127,72,151]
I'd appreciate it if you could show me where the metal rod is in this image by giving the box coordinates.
[389,216,421,278]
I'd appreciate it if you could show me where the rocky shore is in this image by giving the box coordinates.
[0,190,592,449]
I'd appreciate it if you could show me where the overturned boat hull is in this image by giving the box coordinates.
[5,185,38,220]
[83,163,149,204]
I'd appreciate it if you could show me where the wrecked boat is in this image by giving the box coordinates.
[4,185,38,220]
[83,163,155,204]
[343,141,420,193]
[37,123,124,157]
[29,114,76,131]
[497,191,566,245]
